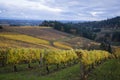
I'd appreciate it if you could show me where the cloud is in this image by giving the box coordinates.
[0,0,120,20]
[0,10,2,14]
[0,0,62,12]
[90,11,105,17]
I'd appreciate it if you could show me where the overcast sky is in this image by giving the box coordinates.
[0,0,120,21]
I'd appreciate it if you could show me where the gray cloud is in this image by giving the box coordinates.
[0,0,120,20]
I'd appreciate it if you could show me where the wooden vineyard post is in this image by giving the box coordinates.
[1,59,5,67]
[56,64,59,70]
[28,63,31,68]
[40,53,43,67]
[46,64,49,74]
[43,49,50,74]
[80,59,84,79]
[13,64,17,72]
[80,58,87,80]
[76,51,87,80]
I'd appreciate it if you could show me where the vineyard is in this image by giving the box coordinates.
[0,32,49,45]
[0,48,113,73]
[0,27,120,80]
[3,26,70,41]
[0,48,78,72]
[2,26,99,49]
[0,31,70,49]
[0,47,119,80]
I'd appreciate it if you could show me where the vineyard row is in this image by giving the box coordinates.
[0,48,113,73]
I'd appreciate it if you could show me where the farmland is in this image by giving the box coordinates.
[2,26,99,49]
[0,48,114,80]
[0,0,120,79]
[0,26,120,80]
[3,26,70,41]
[0,27,75,49]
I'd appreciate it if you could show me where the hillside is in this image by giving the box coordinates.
[40,16,120,46]
[0,26,99,49]
[0,26,119,80]
[3,26,70,41]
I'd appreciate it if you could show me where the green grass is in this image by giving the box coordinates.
[0,64,80,80]
[88,59,120,80]
[0,58,120,80]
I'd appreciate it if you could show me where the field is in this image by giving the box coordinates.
[3,26,70,41]
[0,36,47,48]
[0,26,120,80]
[2,26,99,49]
[63,37,100,49]
[0,27,75,49]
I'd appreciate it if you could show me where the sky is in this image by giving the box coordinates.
[0,0,120,21]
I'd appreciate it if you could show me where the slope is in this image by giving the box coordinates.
[1,26,99,49]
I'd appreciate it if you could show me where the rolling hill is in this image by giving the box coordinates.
[0,26,99,49]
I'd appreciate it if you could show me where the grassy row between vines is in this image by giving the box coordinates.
[0,63,80,80]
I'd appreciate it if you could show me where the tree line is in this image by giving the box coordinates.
[40,16,120,44]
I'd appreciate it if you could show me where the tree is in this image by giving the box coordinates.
[100,40,112,53]
[107,43,112,53]
[0,25,3,29]
[112,32,120,42]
